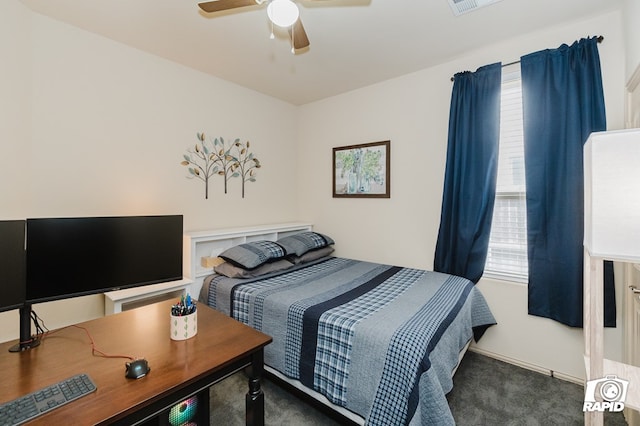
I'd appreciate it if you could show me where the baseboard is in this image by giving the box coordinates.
[468,346,584,386]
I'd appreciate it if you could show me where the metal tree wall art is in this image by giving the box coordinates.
[181,133,218,199]
[233,139,261,198]
[180,133,261,199]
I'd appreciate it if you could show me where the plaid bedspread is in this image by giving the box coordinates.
[203,257,495,425]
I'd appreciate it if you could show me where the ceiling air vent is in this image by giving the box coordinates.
[447,0,503,16]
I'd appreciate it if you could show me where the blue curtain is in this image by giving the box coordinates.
[434,63,502,284]
[521,37,615,327]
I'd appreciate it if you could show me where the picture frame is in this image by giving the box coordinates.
[333,140,390,198]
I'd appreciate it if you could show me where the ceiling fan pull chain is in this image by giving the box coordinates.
[270,20,275,39]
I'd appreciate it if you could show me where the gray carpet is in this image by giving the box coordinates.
[209,352,628,425]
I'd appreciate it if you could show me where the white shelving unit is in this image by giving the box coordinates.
[623,264,640,425]
[183,222,313,299]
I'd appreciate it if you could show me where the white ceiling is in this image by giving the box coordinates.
[19,0,621,105]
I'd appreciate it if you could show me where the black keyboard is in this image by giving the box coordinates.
[0,373,97,426]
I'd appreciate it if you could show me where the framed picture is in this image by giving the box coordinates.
[333,140,390,198]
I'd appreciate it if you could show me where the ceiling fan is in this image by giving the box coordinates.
[198,0,312,52]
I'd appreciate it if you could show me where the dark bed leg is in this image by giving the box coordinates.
[246,349,265,426]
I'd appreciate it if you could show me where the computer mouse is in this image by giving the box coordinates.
[125,358,150,379]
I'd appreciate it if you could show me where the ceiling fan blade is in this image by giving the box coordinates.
[289,18,310,50]
[198,0,257,13]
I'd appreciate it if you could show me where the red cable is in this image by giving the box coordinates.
[28,312,137,361]
[71,325,135,361]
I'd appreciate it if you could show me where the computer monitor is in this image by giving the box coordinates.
[0,220,26,313]
[26,215,183,303]
[10,215,183,352]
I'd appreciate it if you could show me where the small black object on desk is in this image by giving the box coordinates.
[125,358,150,379]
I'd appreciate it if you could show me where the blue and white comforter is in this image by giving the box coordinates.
[202,257,495,425]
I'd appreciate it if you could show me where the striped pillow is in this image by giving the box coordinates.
[219,240,286,269]
[277,232,334,257]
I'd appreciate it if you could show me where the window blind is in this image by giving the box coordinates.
[485,66,528,282]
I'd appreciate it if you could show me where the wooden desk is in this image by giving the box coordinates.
[0,300,272,425]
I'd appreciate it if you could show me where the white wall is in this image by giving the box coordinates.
[0,1,31,219]
[0,1,299,342]
[297,10,626,382]
[27,13,299,228]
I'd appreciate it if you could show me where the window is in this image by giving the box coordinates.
[484,65,528,283]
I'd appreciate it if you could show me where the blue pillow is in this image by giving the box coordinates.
[219,240,286,269]
[277,232,334,257]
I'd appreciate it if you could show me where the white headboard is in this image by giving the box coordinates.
[183,222,313,297]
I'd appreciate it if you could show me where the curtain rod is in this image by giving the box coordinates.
[449,35,604,82]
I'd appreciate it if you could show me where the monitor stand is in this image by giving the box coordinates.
[8,304,41,353]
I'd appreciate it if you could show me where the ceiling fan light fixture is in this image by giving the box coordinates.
[267,0,299,27]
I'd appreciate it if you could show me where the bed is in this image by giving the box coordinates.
[196,229,495,425]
